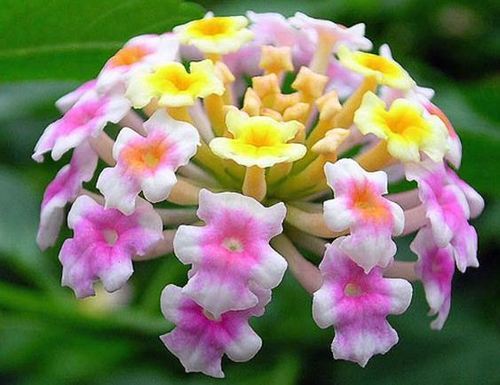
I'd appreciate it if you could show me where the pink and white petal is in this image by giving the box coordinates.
[384,278,413,314]
[224,323,262,362]
[452,223,478,272]
[66,195,100,230]
[183,269,259,318]
[59,239,96,298]
[51,128,93,161]
[197,190,286,238]
[388,200,405,235]
[144,110,201,164]
[96,167,141,215]
[446,169,484,218]
[323,196,355,232]
[56,80,97,112]
[113,127,143,159]
[324,159,366,193]
[160,284,185,324]
[250,246,287,289]
[161,329,225,378]
[339,231,396,272]
[332,319,399,367]
[173,225,205,265]
[141,168,178,203]
[430,296,451,330]
[98,251,134,293]
[312,283,339,328]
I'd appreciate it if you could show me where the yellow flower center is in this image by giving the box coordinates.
[383,102,429,141]
[239,123,283,147]
[188,17,233,38]
[147,63,205,95]
[358,53,401,77]
[344,283,363,297]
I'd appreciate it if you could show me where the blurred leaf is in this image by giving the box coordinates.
[0,0,204,81]
[0,167,59,290]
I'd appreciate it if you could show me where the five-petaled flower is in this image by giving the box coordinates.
[313,237,413,366]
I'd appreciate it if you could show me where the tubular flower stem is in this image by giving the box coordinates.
[284,225,328,257]
[272,234,323,294]
[286,205,345,238]
[155,208,198,227]
[383,261,418,282]
[32,11,483,377]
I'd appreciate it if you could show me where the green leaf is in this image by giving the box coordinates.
[0,0,204,82]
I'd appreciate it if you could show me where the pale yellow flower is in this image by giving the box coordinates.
[209,109,306,168]
[126,60,224,108]
[354,92,449,163]
[338,45,415,90]
[174,15,254,55]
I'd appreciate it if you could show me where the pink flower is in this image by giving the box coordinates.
[323,159,404,272]
[411,227,455,330]
[312,237,412,366]
[59,195,163,298]
[97,110,200,214]
[406,161,480,272]
[160,284,269,378]
[37,141,98,250]
[55,80,97,112]
[32,89,130,162]
[97,34,180,92]
[173,189,287,317]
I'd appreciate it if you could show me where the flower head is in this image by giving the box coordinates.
[209,109,306,168]
[174,14,254,55]
[97,110,200,214]
[126,59,224,108]
[173,189,287,317]
[313,238,412,366]
[60,195,163,298]
[323,159,404,272]
[32,11,484,378]
[354,92,449,163]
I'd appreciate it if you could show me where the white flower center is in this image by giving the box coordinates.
[222,237,244,252]
[103,229,119,245]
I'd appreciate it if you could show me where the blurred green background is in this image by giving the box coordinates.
[0,0,499,384]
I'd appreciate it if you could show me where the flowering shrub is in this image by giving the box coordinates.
[33,11,484,378]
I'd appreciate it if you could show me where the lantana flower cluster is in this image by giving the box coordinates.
[34,11,484,377]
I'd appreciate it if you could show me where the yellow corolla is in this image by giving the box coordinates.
[126,60,224,108]
[174,15,254,55]
[354,92,449,163]
[338,45,415,90]
[209,109,307,168]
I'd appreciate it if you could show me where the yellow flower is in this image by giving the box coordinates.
[174,15,254,55]
[209,109,307,168]
[126,60,224,108]
[338,45,414,90]
[354,92,449,163]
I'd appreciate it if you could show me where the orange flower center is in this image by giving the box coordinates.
[110,46,148,67]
